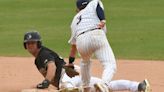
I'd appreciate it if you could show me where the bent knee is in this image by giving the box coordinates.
[103,62,117,72]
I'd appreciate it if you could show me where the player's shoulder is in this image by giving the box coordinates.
[85,0,99,10]
[39,46,50,55]
[88,0,99,6]
[39,46,57,57]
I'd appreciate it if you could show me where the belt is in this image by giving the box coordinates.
[77,28,100,37]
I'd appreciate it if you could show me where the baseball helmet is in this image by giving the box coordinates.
[23,31,42,49]
[76,0,90,10]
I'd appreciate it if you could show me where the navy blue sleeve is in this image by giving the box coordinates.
[96,3,105,21]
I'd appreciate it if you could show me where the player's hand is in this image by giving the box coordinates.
[98,20,106,29]
[36,79,50,89]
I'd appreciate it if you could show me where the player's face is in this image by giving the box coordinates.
[26,41,38,54]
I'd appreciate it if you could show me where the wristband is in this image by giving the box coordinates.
[69,56,75,64]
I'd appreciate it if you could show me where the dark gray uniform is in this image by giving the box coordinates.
[35,46,66,89]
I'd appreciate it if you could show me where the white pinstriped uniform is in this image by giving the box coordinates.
[69,0,116,86]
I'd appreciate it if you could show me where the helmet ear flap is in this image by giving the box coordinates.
[24,43,27,49]
[37,41,42,48]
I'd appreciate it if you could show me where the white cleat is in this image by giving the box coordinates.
[94,83,109,92]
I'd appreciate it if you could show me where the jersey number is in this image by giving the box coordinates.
[77,15,82,25]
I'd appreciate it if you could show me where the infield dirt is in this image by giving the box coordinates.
[0,57,163,92]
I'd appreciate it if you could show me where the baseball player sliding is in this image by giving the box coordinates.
[68,0,116,90]
[23,31,79,91]
[60,65,151,92]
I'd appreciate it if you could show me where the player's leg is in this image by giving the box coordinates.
[89,77,104,91]
[69,70,94,92]
[60,73,75,88]
[107,80,139,92]
[90,77,103,86]
[94,34,117,83]
[80,60,92,87]
[76,34,93,87]
[107,79,151,92]
[84,30,115,92]
[76,45,92,87]
[59,74,82,92]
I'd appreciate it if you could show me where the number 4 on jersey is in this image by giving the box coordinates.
[77,15,82,25]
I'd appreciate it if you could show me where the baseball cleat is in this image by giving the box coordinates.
[138,79,151,92]
[94,83,109,92]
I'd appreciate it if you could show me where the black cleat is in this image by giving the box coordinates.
[138,79,151,92]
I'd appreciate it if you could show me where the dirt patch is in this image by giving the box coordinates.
[0,57,163,92]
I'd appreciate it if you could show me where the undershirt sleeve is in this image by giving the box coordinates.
[96,3,105,21]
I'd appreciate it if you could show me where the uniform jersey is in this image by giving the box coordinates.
[69,0,106,45]
[35,46,66,89]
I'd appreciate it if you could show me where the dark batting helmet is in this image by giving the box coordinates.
[23,31,42,49]
[76,0,90,10]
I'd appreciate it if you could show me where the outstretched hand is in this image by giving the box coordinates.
[36,79,50,89]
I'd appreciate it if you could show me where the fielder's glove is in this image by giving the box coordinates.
[63,64,79,78]
[36,79,50,89]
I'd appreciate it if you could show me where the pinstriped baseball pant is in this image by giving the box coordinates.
[76,29,117,86]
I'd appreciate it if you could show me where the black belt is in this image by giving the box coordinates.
[77,28,100,37]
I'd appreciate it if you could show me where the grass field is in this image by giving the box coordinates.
[0,0,164,60]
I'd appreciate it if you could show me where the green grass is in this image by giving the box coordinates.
[0,0,164,60]
[105,0,164,60]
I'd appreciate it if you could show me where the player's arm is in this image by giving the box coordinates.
[45,62,56,81]
[69,44,77,64]
[96,3,106,29]
[37,53,57,89]
[37,61,56,89]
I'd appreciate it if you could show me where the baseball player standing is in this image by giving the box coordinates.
[68,0,116,91]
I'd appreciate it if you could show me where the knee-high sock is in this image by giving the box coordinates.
[80,61,91,86]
